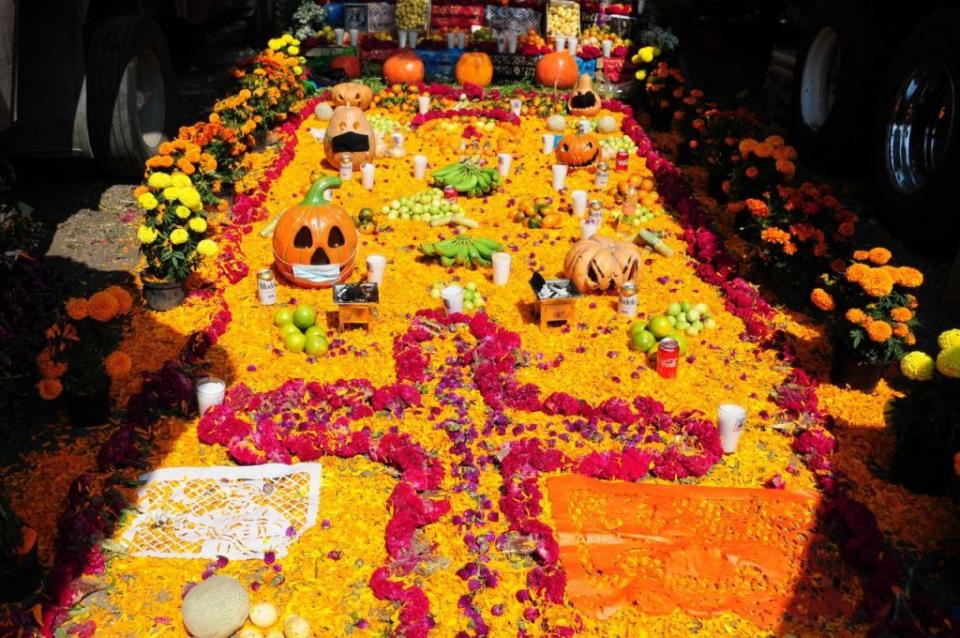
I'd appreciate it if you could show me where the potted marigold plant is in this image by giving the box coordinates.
[644,62,685,132]
[36,286,135,426]
[135,170,219,310]
[888,330,960,495]
[671,89,711,165]
[0,486,41,602]
[725,135,797,202]
[697,108,762,201]
[810,247,923,391]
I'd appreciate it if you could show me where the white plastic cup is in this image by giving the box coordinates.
[334,28,345,45]
[508,33,518,54]
[510,98,522,116]
[580,220,597,240]
[602,39,613,58]
[308,127,326,142]
[441,285,464,314]
[567,36,578,54]
[497,35,506,53]
[497,152,512,178]
[543,134,556,154]
[492,252,511,285]
[366,254,387,284]
[349,29,360,46]
[552,164,568,191]
[571,190,588,217]
[554,35,565,52]
[413,154,428,179]
[457,32,466,48]
[196,377,226,415]
[418,94,431,114]
[447,32,456,49]
[408,30,418,48]
[718,403,747,454]
[398,30,408,48]
[361,162,375,190]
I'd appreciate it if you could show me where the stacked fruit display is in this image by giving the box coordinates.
[382,188,476,226]
[273,305,329,355]
[630,301,717,355]
[611,204,658,227]
[599,135,638,159]
[512,196,562,229]
[429,281,486,311]
[580,26,631,51]
[432,159,500,197]
[367,114,402,136]
[419,236,504,268]
[396,0,429,30]
[547,1,580,36]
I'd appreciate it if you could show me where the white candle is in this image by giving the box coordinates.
[413,154,428,179]
[542,134,556,154]
[441,285,464,314]
[349,29,360,46]
[552,163,568,191]
[447,32,456,49]
[418,94,430,114]
[580,220,597,240]
[508,33,518,54]
[497,152,512,178]
[602,39,613,58]
[567,36,578,54]
[491,252,511,285]
[554,35,565,52]
[361,162,375,190]
[334,28,345,45]
[366,254,386,284]
[398,30,408,48]
[196,377,226,415]
[718,404,747,453]
[571,190,588,217]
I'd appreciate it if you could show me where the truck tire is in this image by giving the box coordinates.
[871,9,960,254]
[791,1,880,168]
[87,16,175,177]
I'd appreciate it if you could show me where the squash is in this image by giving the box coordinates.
[181,575,250,638]
[383,50,425,84]
[283,615,311,638]
[455,52,493,87]
[555,133,600,168]
[331,82,373,110]
[330,55,361,79]
[563,235,642,293]
[535,51,579,89]
[567,74,601,117]
[323,106,376,169]
[249,602,279,628]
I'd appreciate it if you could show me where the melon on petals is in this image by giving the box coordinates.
[181,576,250,638]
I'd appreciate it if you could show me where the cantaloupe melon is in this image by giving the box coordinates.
[181,575,250,638]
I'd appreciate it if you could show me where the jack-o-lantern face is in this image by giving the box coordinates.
[323,106,376,169]
[331,82,373,110]
[563,235,641,293]
[568,74,601,117]
[273,176,359,288]
[555,133,600,168]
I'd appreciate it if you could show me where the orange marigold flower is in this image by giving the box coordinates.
[810,288,835,311]
[837,222,856,237]
[830,258,845,273]
[845,263,869,283]
[895,266,924,288]
[36,348,67,379]
[867,320,893,343]
[783,241,798,255]
[868,247,892,265]
[890,307,912,322]
[745,166,759,179]
[852,250,869,261]
[65,297,89,320]
[103,286,134,314]
[760,228,792,245]
[845,308,867,325]
[775,159,796,176]
[158,141,174,155]
[88,291,120,322]
[745,198,769,218]
[905,332,917,346]
[905,294,918,309]
[738,139,756,156]
[105,351,133,378]
[860,268,895,297]
[176,158,196,175]
[893,323,910,338]
[766,135,786,147]
[753,143,773,158]
[37,378,63,400]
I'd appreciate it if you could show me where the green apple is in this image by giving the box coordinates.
[279,323,302,338]
[293,304,317,330]
[630,321,648,336]
[305,325,325,339]
[680,301,691,313]
[304,335,329,355]
[704,318,718,330]
[667,332,688,355]
[648,315,673,339]
[667,302,682,317]
[667,315,677,326]
[284,332,306,353]
[274,308,294,327]
[687,309,701,322]
[631,330,656,352]
[694,303,709,316]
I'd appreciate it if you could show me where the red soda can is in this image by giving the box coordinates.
[656,338,680,378]
[444,185,458,202]
[615,150,629,171]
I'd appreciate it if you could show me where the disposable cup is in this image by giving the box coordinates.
[361,163,375,190]
[542,134,556,154]
[366,254,386,284]
[602,39,613,57]
[497,35,506,53]
[398,30,408,48]
[508,33,518,53]
[349,29,360,46]
[571,189,588,217]
[334,28,345,45]
[418,94,431,114]
[457,32,466,48]
[567,36,578,54]
[510,98,522,116]
[580,220,597,240]
[441,285,464,314]
[718,403,747,453]
[554,35,565,52]
[408,30,418,48]
[552,163,568,191]
[196,377,226,415]
[497,152,512,178]
[492,252,511,285]
[447,32,456,49]
[413,154,428,179]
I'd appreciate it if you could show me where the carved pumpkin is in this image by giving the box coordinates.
[535,51,579,89]
[563,235,641,293]
[331,82,373,110]
[330,56,361,79]
[273,176,358,288]
[455,52,493,87]
[555,133,600,168]
[383,51,425,85]
[568,74,601,117]
[323,106,376,169]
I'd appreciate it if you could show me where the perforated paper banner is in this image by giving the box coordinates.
[120,463,321,560]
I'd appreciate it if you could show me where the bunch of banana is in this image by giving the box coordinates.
[419,236,504,268]
[431,160,501,197]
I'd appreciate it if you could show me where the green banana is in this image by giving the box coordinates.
[466,243,481,267]
[440,255,455,267]
[420,242,436,256]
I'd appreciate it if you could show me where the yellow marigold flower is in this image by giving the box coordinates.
[287,45,299,55]
[867,320,893,343]
[37,378,63,400]
[179,188,202,211]
[268,38,282,50]
[171,173,192,188]
[197,239,218,257]
[103,286,133,314]
[147,172,171,189]
[175,205,191,219]
[852,250,869,261]
[162,186,181,201]
[937,328,960,351]
[65,297,88,320]
[890,307,912,322]
[900,351,934,381]
[634,69,647,81]
[845,308,867,325]
[293,65,303,75]
[88,291,119,322]
[867,247,892,265]
[137,225,159,244]
[188,217,208,233]
[859,268,895,297]
[894,266,924,288]
[810,288,835,311]
[170,228,189,245]
[936,346,960,378]
[105,351,133,378]
[845,263,868,283]
[138,192,158,210]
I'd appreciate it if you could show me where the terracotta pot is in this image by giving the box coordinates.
[829,353,887,392]
[0,527,41,602]
[143,279,185,311]
[64,389,110,427]
[889,433,953,496]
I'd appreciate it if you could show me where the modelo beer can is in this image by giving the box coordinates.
[257,269,277,305]
[618,281,638,317]
[615,150,629,171]
[656,337,680,379]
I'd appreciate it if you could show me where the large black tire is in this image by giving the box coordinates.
[87,16,176,177]
[870,9,960,255]
[790,1,881,169]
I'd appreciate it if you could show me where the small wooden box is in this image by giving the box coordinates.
[338,303,375,332]
[537,298,576,329]
[333,283,379,332]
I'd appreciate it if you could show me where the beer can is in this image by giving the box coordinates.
[615,150,629,171]
[618,281,638,317]
[443,185,458,202]
[257,269,277,306]
[656,338,680,379]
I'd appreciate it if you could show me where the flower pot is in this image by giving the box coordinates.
[0,527,42,603]
[829,354,886,392]
[143,279,185,311]
[889,433,953,496]
[64,389,110,427]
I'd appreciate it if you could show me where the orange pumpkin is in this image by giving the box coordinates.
[331,82,373,109]
[455,52,493,87]
[563,235,642,293]
[323,106,376,169]
[330,55,361,79]
[535,51,579,89]
[273,176,358,289]
[383,51,425,85]
[555,133,600,168]
[568,74,601,117]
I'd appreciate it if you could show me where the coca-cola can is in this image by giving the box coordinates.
[257,269,277,305]
[443,185,458,202]
[615,150,629,171]
[656,338,680,379]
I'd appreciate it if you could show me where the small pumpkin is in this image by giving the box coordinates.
[563,235,642,293]
[273,176,359,289]
[330,55,361,79]
[323,106,376,169]
[535,51,579,89]
[383,50,425,85]
[567,74,601,117]
[455,52,493,87]
[331,81,372,109]
[555,133,600,168]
